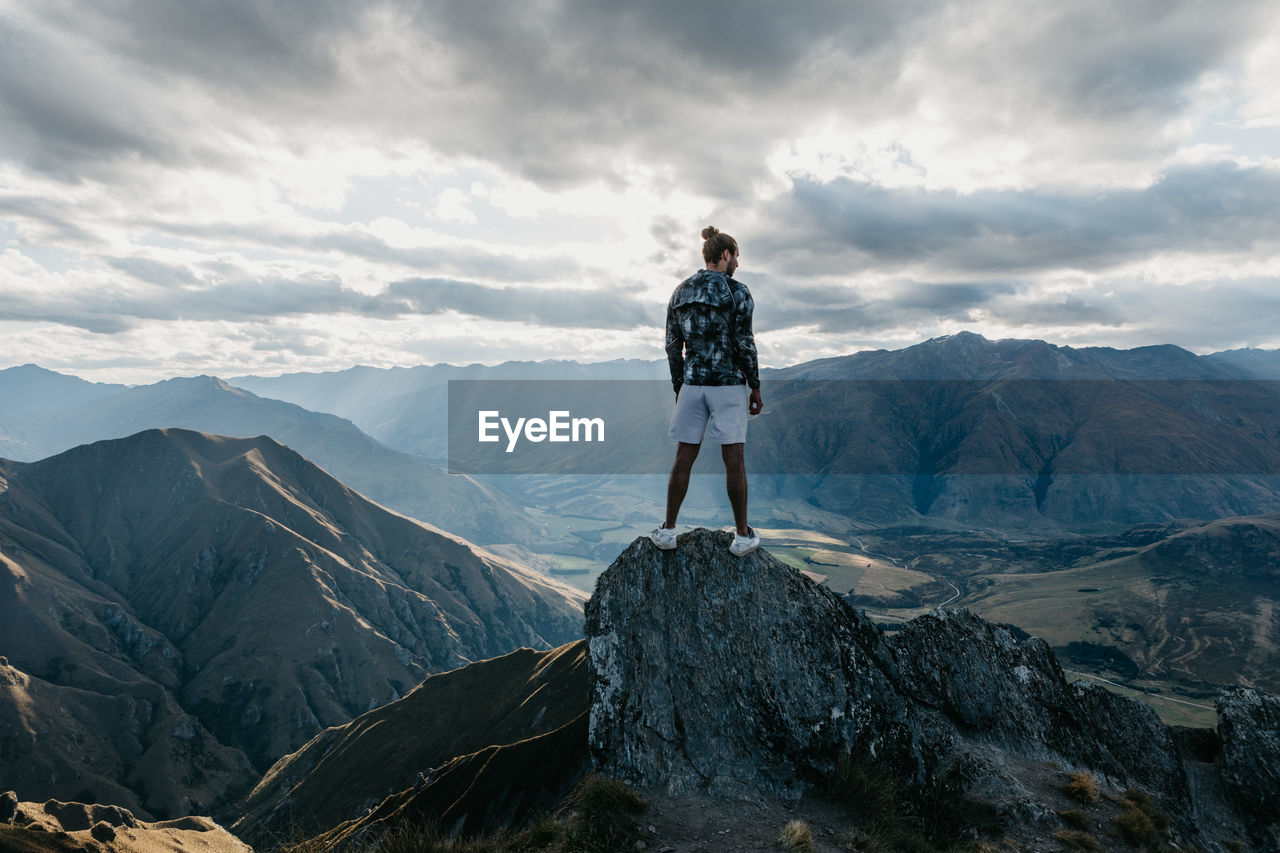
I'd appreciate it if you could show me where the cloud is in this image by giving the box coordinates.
[7,0,1271,193]
[3,253,657,332]
[385,277,656,328]
[750,162,1280,276]
[3,0,1279,379]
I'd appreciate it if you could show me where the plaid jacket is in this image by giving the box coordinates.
[665,269,760,394]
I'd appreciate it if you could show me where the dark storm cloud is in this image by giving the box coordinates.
[78,0,357,92]
[0,18,181,179]
[753,162,1280,275]
[9,0,1265,193]
[1015,1,1253,120]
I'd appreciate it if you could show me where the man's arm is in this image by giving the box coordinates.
[731,286,760,392]
[665,304,685,396]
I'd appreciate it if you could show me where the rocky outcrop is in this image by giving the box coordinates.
[1218,688,1280,839]
[586,529,1280,849]
[0,793,248,853]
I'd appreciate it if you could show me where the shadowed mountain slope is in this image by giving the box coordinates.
[233,640,590,846]
[0,429,583,819]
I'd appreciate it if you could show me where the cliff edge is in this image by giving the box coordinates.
[586,528,1280,850]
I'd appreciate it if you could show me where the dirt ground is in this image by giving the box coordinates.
[630,786,863,853]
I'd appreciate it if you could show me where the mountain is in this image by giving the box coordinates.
[0,428,583,818]
[0,373,543,546]
[0,365,128,462]
[252,531,1279,851]
[0,364,129,419]
[15,334,1280,538]
[1205,347,1280,378]
[775,331,1242,380]
[232,640,589,846]
[585,530,1278,850]
[449,334,1280,533]
[231,359,666,458]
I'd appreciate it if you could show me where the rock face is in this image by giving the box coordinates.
[587,529,910,799]
[586,529,1280,848]
[1218,689,1280,829]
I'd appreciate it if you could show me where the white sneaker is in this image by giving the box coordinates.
[649,526,678,550]
[729,527,760,557]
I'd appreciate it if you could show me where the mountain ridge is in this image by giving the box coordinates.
[0,428,583,818]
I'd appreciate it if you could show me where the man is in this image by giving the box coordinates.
[651,226,764,556]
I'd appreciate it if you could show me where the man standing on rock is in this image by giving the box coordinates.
[651,226,763,556]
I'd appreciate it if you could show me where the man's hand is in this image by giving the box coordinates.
[748,387,763,415]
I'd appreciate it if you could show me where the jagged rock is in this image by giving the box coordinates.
[1218,688,1280,825]
[0,790,17,824]
[586,528,917,799]
[0,793,248,852]
[585,529,1276,847]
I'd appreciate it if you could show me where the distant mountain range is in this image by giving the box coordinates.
[0,368,545,546]
[426,333,1280,533]
[8,333,1280,538]
[0,428,583,819]
[233,334,1280,534]
[231,358,666,458]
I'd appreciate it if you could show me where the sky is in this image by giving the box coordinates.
[2,0,1279,383]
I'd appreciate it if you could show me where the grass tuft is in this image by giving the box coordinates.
[1053,829,1103,851]
[1109,787,1170,849]
[364,820,508,853]
[821,755,937,852]
[562,775,646,853]
[1057,809,1091,831]
[778,820,815,852]
[1112,806,1157,847]
[1062,772,1099,805]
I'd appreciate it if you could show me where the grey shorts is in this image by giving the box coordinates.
[669,384,749,445]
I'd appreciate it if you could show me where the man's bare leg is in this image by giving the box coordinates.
[663,441,701,528]
[722,442,749,536]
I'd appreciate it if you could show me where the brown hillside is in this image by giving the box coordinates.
[235,640,589,846]
[0,428,584,818]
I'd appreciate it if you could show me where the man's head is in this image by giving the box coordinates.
[701,226,739,276]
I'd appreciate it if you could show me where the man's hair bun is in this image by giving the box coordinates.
[700,226,738,264]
